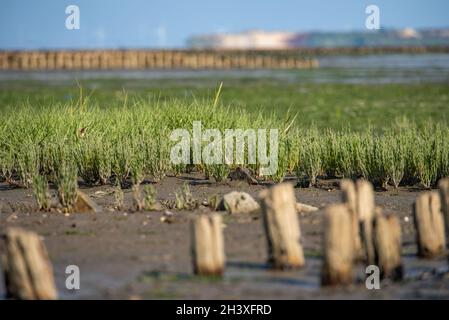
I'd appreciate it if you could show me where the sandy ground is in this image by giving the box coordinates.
[0,174,448,300]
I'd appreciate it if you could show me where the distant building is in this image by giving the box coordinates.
[187,30,299,50]
[187,29,449,49]
[397,28,421,39]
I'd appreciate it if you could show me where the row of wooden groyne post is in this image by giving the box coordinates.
[195,179,449,286]
[0,50,319,70]
[2,178,449,299]
[2,47,448,71]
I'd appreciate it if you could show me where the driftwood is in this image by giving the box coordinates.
[340,179,363,260]
[296,202,319,214]
[438,178,449,245]
[373,208,403,280]
[259,183,305,269]
[321,204,354,286]
[228,166,258,185]
[191,213,225,276]
[413,191,446,258]
[1,228,58,299]
[356,180,376,265]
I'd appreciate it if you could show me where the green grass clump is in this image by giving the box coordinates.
[32,174,52,211]
[56,162,78,211]
[175,182,198,210]
[143,184,158,210]
[206,164,230,183]
[0,84,448,189]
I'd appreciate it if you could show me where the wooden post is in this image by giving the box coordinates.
[1,228,58,299]
[413,191,446,258]
[321,204,354,286]
[259,183,305,269]
[356,180,376,265]
[191,213,225,276]
[373,208,403,280]
[340,179,363,260]
[438,178,449,245]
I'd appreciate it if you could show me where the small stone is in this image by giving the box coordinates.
[160,216,174,224]
[160,211,175,224]
[73,191,102,214]
[6,214,18,222]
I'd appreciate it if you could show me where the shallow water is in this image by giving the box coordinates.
[1,54,448,84]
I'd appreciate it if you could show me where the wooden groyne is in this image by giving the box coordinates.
[0,50,319,70]
[1,46,447,71]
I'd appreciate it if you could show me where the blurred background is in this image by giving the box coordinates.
[1,1,449,300]
[0,0,448,130]
[1,0,449,50]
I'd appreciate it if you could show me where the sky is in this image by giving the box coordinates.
[1,0,448,49]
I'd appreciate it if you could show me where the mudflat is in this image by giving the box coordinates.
[1,174,448,299]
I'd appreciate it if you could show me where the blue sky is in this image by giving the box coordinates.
[1,0,448,49]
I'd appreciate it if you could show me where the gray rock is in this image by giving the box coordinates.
[219,191,260,214]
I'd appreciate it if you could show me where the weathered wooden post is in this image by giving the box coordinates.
[71,51,80,69]
[373,208,403,280]
[259,183,305,269]
[36,52,46,69]
[137,51,146,69]
[172,52,181,68]
[1,228,58,300]
[29,51,38,69]
[438,178,449,245]
[413,191,446,258]
[191,213,225,276]
[321,204,354,286]
[356,180,376,265]
[340,179,363,260]
[0,52,6,69]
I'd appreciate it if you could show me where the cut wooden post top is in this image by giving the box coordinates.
[1,228,58,300]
